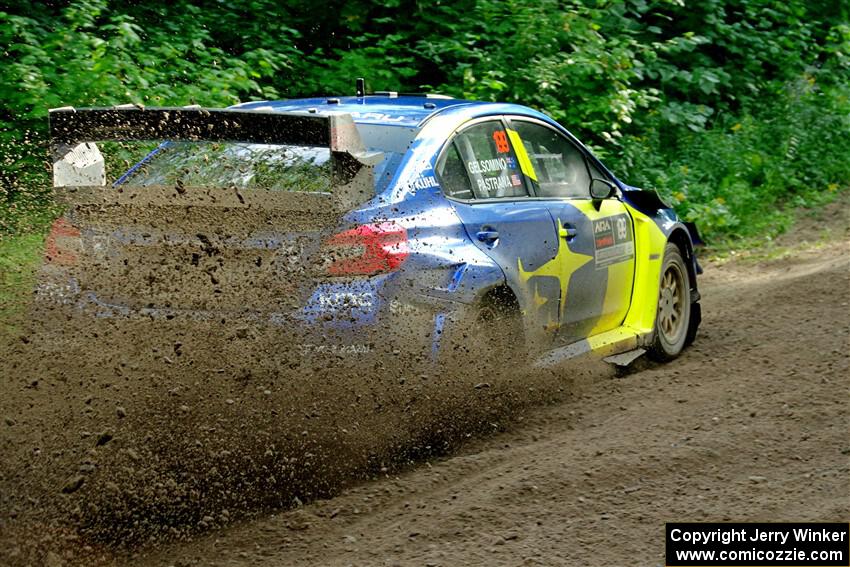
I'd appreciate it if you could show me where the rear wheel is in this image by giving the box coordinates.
[472,297,524,371]
[442,289,524,376]
[649,243,691,361]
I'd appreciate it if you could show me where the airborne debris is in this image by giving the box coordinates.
[44,550,63,567]
[61,475,85,494]
[96,432,113,446]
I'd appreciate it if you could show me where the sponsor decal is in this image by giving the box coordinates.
[506,156,517,169]
[476,175,513,194]
[511,173,522,187]
[592,213,634,268]
[389,299,421,316]
[315,291,375,310]
[347,111,407,123]
[411,162,434,177]
[298,343,372,356]
[411,175,439,190]
[466,157,509,174]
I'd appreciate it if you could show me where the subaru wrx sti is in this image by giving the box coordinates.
[42,91,702,371]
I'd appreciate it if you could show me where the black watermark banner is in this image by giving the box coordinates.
[666,523,849,566]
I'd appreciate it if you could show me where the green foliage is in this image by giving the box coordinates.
[618,79,850,240]
[0,0,296,233]
[0,0,848,242]
[0,231,43,321]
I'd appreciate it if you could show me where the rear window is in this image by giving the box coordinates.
[117,122,415,193]
[119,142,334,192]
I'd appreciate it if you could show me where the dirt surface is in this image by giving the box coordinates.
[1,198,848,566]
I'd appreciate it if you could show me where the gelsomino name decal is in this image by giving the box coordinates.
[666,522,849,566]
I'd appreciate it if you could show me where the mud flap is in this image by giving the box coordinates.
[685,301,701,347]
[603,347,647,368]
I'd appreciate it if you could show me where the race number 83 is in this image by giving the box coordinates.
[493,130,510,153]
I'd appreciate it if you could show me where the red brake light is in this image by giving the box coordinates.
[321,222,409,276]
[44,218,81,266]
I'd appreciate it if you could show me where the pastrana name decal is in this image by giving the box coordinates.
[592,213,634,268]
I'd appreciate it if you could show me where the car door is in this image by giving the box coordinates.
[435,118,563,344]
[504,117,636,344]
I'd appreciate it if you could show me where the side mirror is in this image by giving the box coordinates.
[590,178,616,200]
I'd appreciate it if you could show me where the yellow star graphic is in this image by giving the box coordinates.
[517,218,593,324]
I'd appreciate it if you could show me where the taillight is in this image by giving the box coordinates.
[44,217,81,266]
[320,222,409,276]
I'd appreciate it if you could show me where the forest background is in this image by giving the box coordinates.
[1,0,848,245]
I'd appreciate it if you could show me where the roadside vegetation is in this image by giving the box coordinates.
[1,0,848,244]
[0,233,42,322]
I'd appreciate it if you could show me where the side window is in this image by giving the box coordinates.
[437,120,527,200]
[508,120,591,199]
[588,160,606,183]
[436,143,474,199]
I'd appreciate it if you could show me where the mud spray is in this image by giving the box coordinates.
[0,204,605,566]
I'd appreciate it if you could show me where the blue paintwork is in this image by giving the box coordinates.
[59,94,700,363]
[231,96,485,128]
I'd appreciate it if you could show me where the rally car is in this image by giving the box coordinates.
[42,89,701,371]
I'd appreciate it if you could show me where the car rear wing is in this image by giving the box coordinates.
[48,105,383,211]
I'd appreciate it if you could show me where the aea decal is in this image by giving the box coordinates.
[592,213,633,268]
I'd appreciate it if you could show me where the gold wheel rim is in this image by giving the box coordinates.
[658,263,686,344]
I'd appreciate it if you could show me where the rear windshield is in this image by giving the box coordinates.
[116,122,415,194]
[119,142,334,192]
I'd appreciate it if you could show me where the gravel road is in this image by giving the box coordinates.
[2,201,847,567]
[128,207,849,567]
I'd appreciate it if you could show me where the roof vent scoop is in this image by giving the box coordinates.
[356,77,366,98]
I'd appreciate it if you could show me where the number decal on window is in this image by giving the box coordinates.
[492,130,510,153]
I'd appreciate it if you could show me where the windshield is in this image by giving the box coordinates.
[116,122,416,194]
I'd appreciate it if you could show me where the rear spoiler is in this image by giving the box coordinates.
[48,105,382,209]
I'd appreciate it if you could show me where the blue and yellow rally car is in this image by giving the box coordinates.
[43,89,701,371]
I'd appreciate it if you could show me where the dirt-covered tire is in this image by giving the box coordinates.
[649,243,692,361]
[472,296,524,372]
[441,289,524,376]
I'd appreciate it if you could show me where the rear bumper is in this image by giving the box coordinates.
[33,273,460,364]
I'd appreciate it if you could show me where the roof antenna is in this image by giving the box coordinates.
[356,77,365,98]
